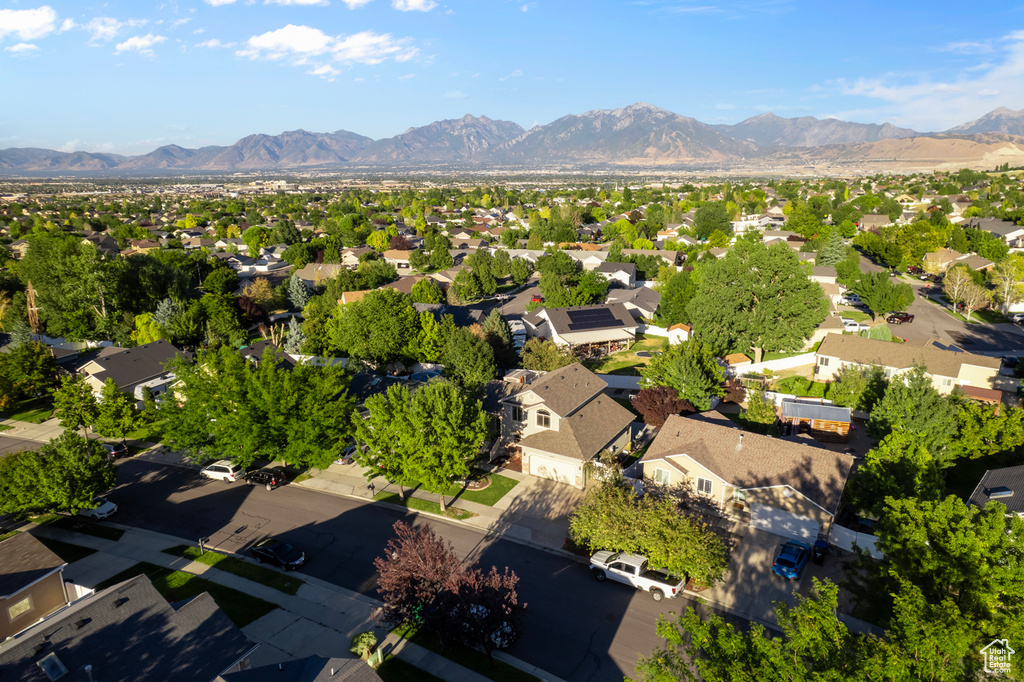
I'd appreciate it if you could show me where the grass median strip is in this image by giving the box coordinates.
[95,562,277,628]
[373,493,474,520]
[392,622,539,682]
[30,514,125,541]
[162,545,303,595]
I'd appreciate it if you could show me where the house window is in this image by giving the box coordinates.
[654,468,670,485]
[510,406,525,422]
[819,357,830,367]
[940,377,953,387]
[537,410,551,428]
[733,489,746,502]
[8,596,32,620]
[883,368,894,379]
[696,478,713,496]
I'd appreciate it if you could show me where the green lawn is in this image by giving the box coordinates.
[387,472,519,507]
[125,421,164,444]
[0,396,54,423]
[771,375,829,399]
[31,514,125,541]
[761,350,813,362]
[722,411,776,436]
[373,492,474,520]
[393,622,540,682]
[583,335,668,375]
[931,296,1006,324]
[0,424,11,432]
[162,545,303,595]
[841,311,873,323]
[0,530,20,543]
[34,536,98,563]
[376,656,445,682]
[95,562,277,628]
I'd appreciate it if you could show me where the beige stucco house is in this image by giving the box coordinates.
[498,363,636,488]
[814,334,1001,395]
[522,303,637,351]
[641,414,854,541]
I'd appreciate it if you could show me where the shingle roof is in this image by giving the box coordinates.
[542,303,636,337]
[643,414,854,514]
[0,575,256,682]
[816,334,1000,377]
[518,392,634,460]
[520,363,606,417]
[968,465,1024,514]
[481,380,524,414]
[0,533,65,599]
[605,287,661,313]
[85,340,190,391]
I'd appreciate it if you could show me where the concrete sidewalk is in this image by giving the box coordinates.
[296,460,584,558]
[26,522,565,682]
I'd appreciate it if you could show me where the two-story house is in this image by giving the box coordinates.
[498,363,636,488]
[814,334,1002,395]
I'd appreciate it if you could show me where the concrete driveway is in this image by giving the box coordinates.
[696,527,805,628]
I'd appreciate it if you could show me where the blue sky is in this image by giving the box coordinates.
[3,0,1024,155]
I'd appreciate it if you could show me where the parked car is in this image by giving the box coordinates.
[244,467,287,490]
[251,538,306,570]
[841,318,870,333]
[78,496,117,521]
[530,294,543,303]
[589,551,684,601]
[101,441,129,459]
[772,541,811,580]
[200,460,243,483]
[1011,313,1024,325]
[886,311,914,324]
[907,265,923,274]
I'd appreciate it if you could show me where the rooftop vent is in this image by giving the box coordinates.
[113,597,129,608]
[73,618,90,630]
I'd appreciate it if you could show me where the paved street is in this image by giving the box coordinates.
[108,459,718,682]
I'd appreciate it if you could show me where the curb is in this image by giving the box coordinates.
[291,478,587,564]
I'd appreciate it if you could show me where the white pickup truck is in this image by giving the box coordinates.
[589,551,684,601]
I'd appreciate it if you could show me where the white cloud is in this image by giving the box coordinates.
[308,63,340,77]
[5,42,40,55]
[520,3,535,11]
[265,0,330,5]
[0,6,57,41]
[835,30,1024,130]
[397,73,414,80]
[499,68,523,81]
[238,25,418,71]
[197,38,234,48]
[86,17,147,43]
[341,0,374,6]
[392,0,436,11]
[57,139,82,153]
[205,0,239,5]
[58,18,75,33]
[940,40,993,55]
[115,34,167,54]
[444,90,469,99]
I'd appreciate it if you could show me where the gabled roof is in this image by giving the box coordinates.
[542,303,637,337]
[968,464,1024,514]
[517,362,606,417]
[605,287,661,313]
[518,391,634,460]
[0,533,64,599]
[597,261,636,276]
[83,340,190,390]
[816,334,1000,377]
[0,575,257,682]
[643,414,854,514]
[922,248,964,263]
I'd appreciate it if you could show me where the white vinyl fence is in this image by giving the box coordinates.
[734,353,816,377]
[828,524,884,559]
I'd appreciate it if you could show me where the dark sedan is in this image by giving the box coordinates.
[251,538,306,570]
[886,311,914,324]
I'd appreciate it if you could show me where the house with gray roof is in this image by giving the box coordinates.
[522,303,637,352]
[641,414,854,541]
[814,334,1001,395]
[497,363,635,488]
[0,574,257,682]
[966,216,1024,248]
[968,465,1024,516]
[605,286,660,323]
[0,533,70,641]
[78,339,191,401]
[597,261,636,288]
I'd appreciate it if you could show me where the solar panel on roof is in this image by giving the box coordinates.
[566,307,620,331]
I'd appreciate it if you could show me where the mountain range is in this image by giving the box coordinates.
[3,103,1024,173]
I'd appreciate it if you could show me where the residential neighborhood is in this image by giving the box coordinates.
[1,169,1023,682]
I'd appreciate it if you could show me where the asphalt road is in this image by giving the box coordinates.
[111,459,710,682]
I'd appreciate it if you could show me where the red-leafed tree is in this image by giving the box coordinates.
[237,295,266,325]
[722,378,747,404]
[632,387,695,427]
[432,565,526,661]
[389,234,412,250]
[373,521,463,627]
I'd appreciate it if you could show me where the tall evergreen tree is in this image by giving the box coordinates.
[818,229,846,266]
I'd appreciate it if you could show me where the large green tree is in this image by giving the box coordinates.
[640,340,724,411]
[866,365,958,464]
[0,431,116,514]
[851,272,914,320]
[330,288,419,364]
[692,202,731,241]
[94,378,137,440]
[52,374,99,435]
[687,241,828,363]
[0,340,57,409]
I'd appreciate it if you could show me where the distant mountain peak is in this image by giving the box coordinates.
[947,107,1024,135]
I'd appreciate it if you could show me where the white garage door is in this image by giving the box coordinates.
[529,454,577,486]
[749,503,820,541]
